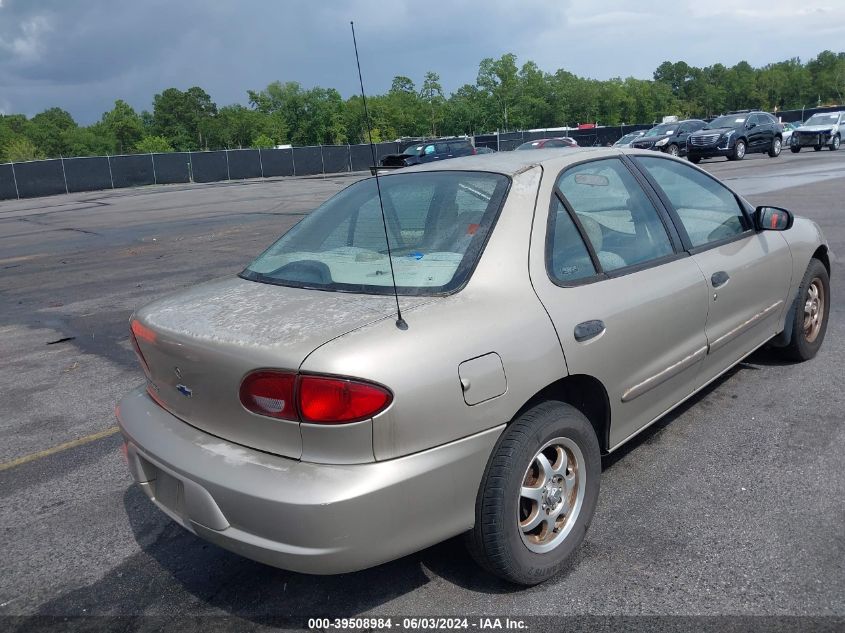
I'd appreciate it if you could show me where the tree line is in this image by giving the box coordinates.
[1,50,843,163]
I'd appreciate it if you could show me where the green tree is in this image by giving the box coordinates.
[151,87,218,150]
[102,100,143,154]
[3,136,43,162]
[251,133,275,149]
[420,71,445,136]
[135,135,173,153]
[27,107,77,157]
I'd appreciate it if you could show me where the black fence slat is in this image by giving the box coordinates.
[292,146,323,176]
[350,144,375,171]
[259,148,294,177]
[190,151,229,183]
[0,163,17,200]
[111,154,156,188]
[64,156,112,193]
[153,152,191,184]
[321,145,350,174]
[13,160,67,198]
[226,149,263,180]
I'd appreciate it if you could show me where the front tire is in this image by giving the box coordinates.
[665,143,680,157]
[728,139,746,161]
[830,134,840,151]
[467,401,601,585]
[768,137,782,157]
[813,144,822,151]
[790,145,801,153]
[777,258,830,362]
[688,155,701,164]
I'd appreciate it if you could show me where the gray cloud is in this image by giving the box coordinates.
[0,0,843,123]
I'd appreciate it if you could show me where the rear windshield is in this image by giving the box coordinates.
[241,171,510,296]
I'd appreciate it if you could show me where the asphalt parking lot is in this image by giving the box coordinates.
[1,150,843,627]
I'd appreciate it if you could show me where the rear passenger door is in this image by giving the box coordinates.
[530,157,711,449]
[634,156,792,382]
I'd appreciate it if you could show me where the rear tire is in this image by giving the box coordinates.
[768,137,782,157]
[813,145,822,151]
[467,401,601,585]
[777,258,830,362]
[790,145,801,153]
[728,139,746,161]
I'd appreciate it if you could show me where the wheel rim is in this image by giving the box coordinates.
[803,278,825,343]
[773,138,781,155]
[517,437,585,554]
[736,141,746,158]
[668,145,679,156]
[834,136,841,149]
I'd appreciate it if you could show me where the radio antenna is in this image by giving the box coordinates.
[350,21,407,330]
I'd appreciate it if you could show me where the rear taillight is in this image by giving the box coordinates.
[471,147,477,155]
[130,319,154,377]
[239,371,392,424]
[239,370,298,421]
[299,375,392,424]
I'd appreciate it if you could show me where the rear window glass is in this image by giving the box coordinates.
[241,171,510,296]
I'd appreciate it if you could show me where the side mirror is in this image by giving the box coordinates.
[747,122,756,129]
[755,206,793,231]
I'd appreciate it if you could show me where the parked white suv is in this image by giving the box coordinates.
[790,111,843,152]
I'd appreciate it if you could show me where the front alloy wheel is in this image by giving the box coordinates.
[777,258,830,362]
[831,135,840,151]
[666,144,680,157]
[729,139,746,161]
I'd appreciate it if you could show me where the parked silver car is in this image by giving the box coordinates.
[118,148,831,585]
[789,111,843,152]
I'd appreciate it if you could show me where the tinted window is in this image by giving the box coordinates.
[556,159,674,272]
[548,197,596,283]
[243,171,509,295]
[636,156,747,247]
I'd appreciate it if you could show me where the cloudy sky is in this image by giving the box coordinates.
[1,0,844,124]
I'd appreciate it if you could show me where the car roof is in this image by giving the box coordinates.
[398,147,625,177]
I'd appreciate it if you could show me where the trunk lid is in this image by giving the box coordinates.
[133,276,423,459]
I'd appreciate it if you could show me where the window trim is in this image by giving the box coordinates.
[544,155,688,288]
[629,154,755,254]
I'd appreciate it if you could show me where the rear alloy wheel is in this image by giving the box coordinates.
[666,144,680,157]
[728,139,746,161]
[467,401,600,585]
[830,134,840,151]
[768,137,782,157]
[777,258,830,362]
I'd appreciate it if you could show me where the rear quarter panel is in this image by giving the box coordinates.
[300,166,569,460]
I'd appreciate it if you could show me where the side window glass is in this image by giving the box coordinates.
[637,156,747,247]
[556,159,674,272]
[423,145,435,155]
[547,197,596,283]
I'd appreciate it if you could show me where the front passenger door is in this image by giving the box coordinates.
[635,156,792,383]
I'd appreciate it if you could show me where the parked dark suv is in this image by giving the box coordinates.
[686,111,783,162]
[379,137,476,169]
[630,119,705,156]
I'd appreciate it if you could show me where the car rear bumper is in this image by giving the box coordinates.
[116,386,502,574]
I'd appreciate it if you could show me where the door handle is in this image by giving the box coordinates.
[711,271,730,288]
[574,320,606,342]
